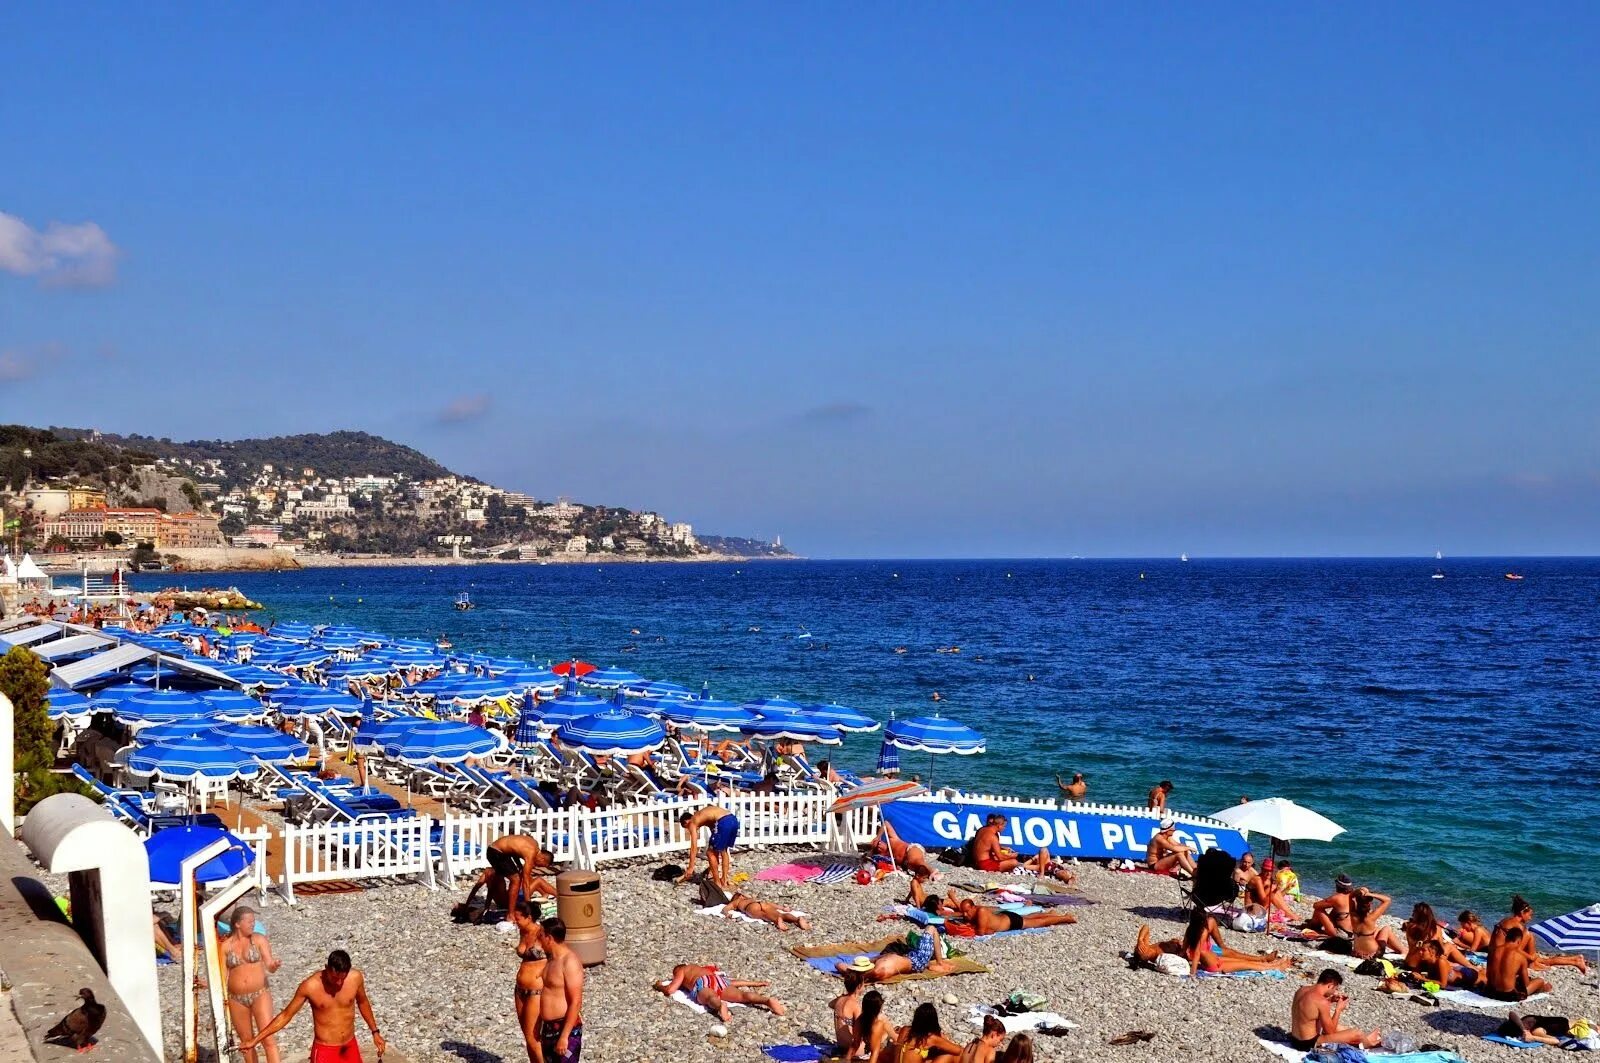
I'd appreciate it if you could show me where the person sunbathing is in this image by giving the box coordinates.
[837,927,956,983]
[721,891,813,932]
[656,964,787,1023]
[1454,910,1491,952]
[872,820,936,882]
[1484,928,1554,1001]
[1182,908,1292,975]
[1308,875,1356,938]
[961,1015,1007,1063]
[1404,902,1480,983]
[890,1003,962,1063]
[1347,889,1407,960]
[1494,1012,1575,1046]
[1404,940,1476,988]
[1495,896,1589,974]
[1144,817,1197,876]
[952,898,1077,935]
[1289,969,1382,1051]
[829,971,867,1057]
[1235,852,1296,921]
[856,990,894,1063]
[969,815,1027,873]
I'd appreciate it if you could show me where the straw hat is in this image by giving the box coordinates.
[846,956,875,972]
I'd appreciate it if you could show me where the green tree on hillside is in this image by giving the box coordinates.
[0,646,85,814]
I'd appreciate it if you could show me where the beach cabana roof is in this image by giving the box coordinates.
[0,622,64,648]
[16,554,47,580]
[31,632,116,662]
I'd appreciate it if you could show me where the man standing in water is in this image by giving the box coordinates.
[534,917,584,1063]
[242,950,385,1063]
[1147,780,1173,811]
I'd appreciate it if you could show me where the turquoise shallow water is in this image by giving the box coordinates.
[133,557,1598,917]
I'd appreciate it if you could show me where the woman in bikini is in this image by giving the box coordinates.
[1455,910,1491,952]
[220,906,282,1063]
[858,991,895,1063]
[1348,889,1407,960]
[1404,903,1480,985]
[890,1003,962,1063]
[722,891,813,932]
[1182,908,1293,976]
[511,901,548,1063]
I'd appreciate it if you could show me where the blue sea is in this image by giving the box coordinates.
[133,557,1598,918]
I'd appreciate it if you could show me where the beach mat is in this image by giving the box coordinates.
[1433,988,1550,1011]
[790,935,989,982]
[1256,1037,1307,1062]
[756,861,856,884]
[963,1007,1078,1034]
[1481,1034,1540,1049]
[762,1048,829,1063]
[659,985,750,1016]
[1199,968,1288,980]
[698,904,810,926]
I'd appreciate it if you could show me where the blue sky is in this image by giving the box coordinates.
[3,5,1597,556]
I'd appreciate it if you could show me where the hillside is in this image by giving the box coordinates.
[52,429,457,490]
[0,425,154,492]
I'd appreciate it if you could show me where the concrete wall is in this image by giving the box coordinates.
[0,833,161,1063]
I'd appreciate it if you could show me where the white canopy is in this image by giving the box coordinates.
[1209,797,1346,842]
[0,555,15,584]
[16,553,47,581]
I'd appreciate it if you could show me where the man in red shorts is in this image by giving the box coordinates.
[970,814,1029,873]
[243,950,385,1063]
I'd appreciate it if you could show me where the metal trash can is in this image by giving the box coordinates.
[555,869,605,966]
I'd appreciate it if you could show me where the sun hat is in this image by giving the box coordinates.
[1159,813,1176,829]
[847,956,875,972]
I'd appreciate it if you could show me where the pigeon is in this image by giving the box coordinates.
[46,987,106,1052]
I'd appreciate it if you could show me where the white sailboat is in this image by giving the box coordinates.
[1433,549,1445,579]
[1180,552,1189,562]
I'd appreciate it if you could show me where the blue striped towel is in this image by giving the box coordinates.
[811,863,857,885]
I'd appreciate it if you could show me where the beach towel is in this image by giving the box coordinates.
[762,1046,829,1062]
[789,935,990,982]
[942,923,1048,939]
[660,986,749,1016]
[812,863,856,885]
[1199,968,1289,980]
[963,1007,1078,1035]
[1432,988,1550,1011]
[1256,1037,1307,1062]
[755,862,855,885]
[1481,1034,1541,1049]
[697,904,809,926]
[1319,951,1405,970]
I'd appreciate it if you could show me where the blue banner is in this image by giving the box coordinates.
[880,799,1249,861]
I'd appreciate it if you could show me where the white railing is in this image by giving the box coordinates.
[278,816,436,903]
[234,825,274,902]
[436,806,580,881]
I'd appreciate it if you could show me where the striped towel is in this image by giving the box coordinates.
[810,863,857,885]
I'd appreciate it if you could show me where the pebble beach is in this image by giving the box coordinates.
[154,848,1595,1063]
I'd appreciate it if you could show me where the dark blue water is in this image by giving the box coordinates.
[135,558,1599,916]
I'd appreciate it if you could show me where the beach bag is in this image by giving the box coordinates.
[1152,954,1188,977]
[1231,910,1267,932]
[1379,1031,1417,1054]
[697,879,731,908]
[651,864,684,882]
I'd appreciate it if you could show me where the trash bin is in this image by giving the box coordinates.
[556,869,605,966]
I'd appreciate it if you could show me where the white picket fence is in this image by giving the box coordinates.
[279,816,437,903]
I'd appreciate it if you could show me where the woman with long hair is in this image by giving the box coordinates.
[998,1034,1034,1063]
[510,901,547,1063]
[859,991,895,1063]
[1349,889,1406,959]
[1183,907,1292,975]
[891,1003,961,1063]
[220,906,282,1063]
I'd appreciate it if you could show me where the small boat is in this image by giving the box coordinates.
[454,591,475,610]
[1505,573,1524,581]
[1180,552,1189,562]
[1432,569,1445,580]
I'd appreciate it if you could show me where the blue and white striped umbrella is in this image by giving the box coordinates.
[535,694,611,727]
[132,719,218,743]
[324,660,391,682]
[1531,903,1600,951]
[804,702,881,733]
[742,697,809,715]
[500,668,564,695]
[198,689,268,720]
[884,715,986,755]
[353,716,428,751]
[446,676,518,705]
[656,698,755,733]
[275,688,365,718]
[114,688,216,727]
[740,711,844,745]
[198,723,310,763]
[265,622,316,643]
[211,663,291,689]
[634,680,693,700]
[126,734,261,781]
[581,667,647,690]
[876,738,901,775]
[514,693,543,745]
[555,708,667,756]
[381,720,505,765]
[44,689,93,720]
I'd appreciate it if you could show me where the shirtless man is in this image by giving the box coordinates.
[1485,928,1555,1001]
[455,835,557,923]
[1289,970,1381,1051]
[656,964,787,1022]
[722,892,813,932]
[970,814,1044,873]
[1147,780,1173,811]
[1144,817,1197,876]
[871,820,936,881]
[837,926,956,983]
[242,951,386,1063]
[1235,852,1296,921]
[1309,875,1356,938]
[953,898,1077,934]
[1055,773,1087,801]
[1495,896,1589,974]
[535,918,583,1063]
[678,805,740,892]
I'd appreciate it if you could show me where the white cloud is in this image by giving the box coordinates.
[437,394,491,424]
[0,351,33,382]
[0,210,119,287]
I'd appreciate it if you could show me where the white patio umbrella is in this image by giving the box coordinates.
[1209,797,1345,842]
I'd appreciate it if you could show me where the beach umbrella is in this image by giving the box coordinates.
[514,693,543,745]
[381,720,505,764]
[742,697,809,715]
[133,719,217,743]
[210,662,291,689]
[44,689,93,720]
[555,708,666,757]
[581,667,647,690]
[198,689,268,720]
[535,693,612,727]
[323,660,390,681]
[635,680,692,700]
[114,688,215,727]
[267,622,316,643]
[276,688,365,718]
[739,711,844,745]
[803,702,881,733]
[446,676,518,705]
[500,668,564,695]
[551,660,597,678]
[145,825,256,886]
[1208,798,1346,843]
[353,716,429,752]
[1530,903,1600,952]
[88,681,145,708]
[655,698,755,733]
[126,734,261,781]
[876,738,901,776]
[885,715,986,788]
[198,723,310,763]
[829,777,928,814]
